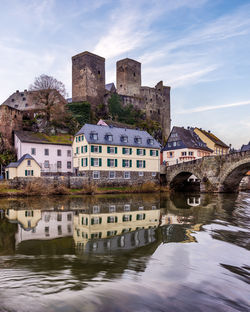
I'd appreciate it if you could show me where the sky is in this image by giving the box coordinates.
[0,0,250,148]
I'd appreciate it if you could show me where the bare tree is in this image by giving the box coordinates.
[29,74,67,98]
[29,74,68,123]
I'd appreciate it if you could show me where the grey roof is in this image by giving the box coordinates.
[162,126,213,152]
[6,154,41,168]
[241,142,250,152]
[105,83,116,92]
[76,124,161,149]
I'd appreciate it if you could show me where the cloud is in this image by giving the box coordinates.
[177,100,250,114]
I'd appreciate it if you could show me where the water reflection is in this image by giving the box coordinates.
[0,193,249,312]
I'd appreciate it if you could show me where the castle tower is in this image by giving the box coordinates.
[116,58,141,96]
[72,51,105,106]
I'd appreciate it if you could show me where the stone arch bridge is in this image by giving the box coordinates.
[161,151,250,193]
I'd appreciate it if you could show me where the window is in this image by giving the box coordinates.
[136,213,146,220]
[57,213,62,221]
[168,143,172,148]
[93,171,100,179]
[123,214,132,222]
[107,230,117,237]
[91,158,101,167]
[139,206,144,210]
[122,147,131,155]
[93,206,100,213]
[109,205,116,213]
[152,172,157,177]
[109,171,116,179]
[107,146,117,154]
[57,161,62,169]
[91,217,102,225]
[67,161,71,169]
[44,160,50,168]
[121,135,128,143]
[25,170,33,176]
[122,159,132,168]
[107,216,118,223]
[124,171,130,179]
[136,160,145,168]
[44,214,50,222]
[124,204,130,211]
[44,149,49,156]
[188,151,194,156]
[27,160,31,166]
[173,142,177,147]
[167,152,174,158]
[139,172,144,177]
[58,225,62,235]
[181,152,187,156]
[67,213,72,221]
[106,134,113,141]
[107,159,117,167]
[150,150,158,156]
[45,226,50,236]
[91,132,98,140]
[67,150,71,157]
[91,145,102,153]
[31,148,36,155]
[57,149,62,156]
[67,224,72,233]
[137,149,145,156]
[82,158,88,167]
[134,137,142,144]
[147,138,154,145]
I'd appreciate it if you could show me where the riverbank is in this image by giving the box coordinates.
[0,180,165,197]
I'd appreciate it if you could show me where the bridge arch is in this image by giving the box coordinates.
[219,157,250,192]
[168,168,203,192]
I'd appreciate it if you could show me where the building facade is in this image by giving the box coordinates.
[72,123,161,183]
[194,128,229,155]
[162,126,213,166]
[14,131,73,174]
[5,154,41,179]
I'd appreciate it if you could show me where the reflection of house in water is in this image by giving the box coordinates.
[5,209,73,245]
[187,196,201,207]
[161,213,192,225]
[73,203,161,253]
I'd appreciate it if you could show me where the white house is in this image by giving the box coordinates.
[14,131,73,173]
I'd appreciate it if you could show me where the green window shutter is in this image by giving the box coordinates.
[150,150,153,156]
[99,146,102,153]
[143,213,146,220]
[86,218,88,226]
[130,160,132,168]
[91,158,94,166]
[136,149,139,155]
[99,232,102,238]
[99,158,102,167]
[107,159,110,167]
[143,160,146,168]
[107,231,110,236]
[156,150,159,156]
[130,215,132,221]
[91,145,94,152]
[136,160,139,168]
[81,217,84,225]
[91,218,94,225]
[122,215,125,222]
[122,147,125,154]
[99,217,102,224]
[82,135,84,141]
[81,146,83,153]
[76,147,79,154]
[25,170,27,176]
[107,146,110,153]
[107,217,110,223]
[81,158,83,167]
[115,147,117,154]
[130,148,132,155]
[115,159,118,167]
[31,170,34,176]
[76,137,78,142]
[115,216,118,223]
[91,234,94,239]
[143,149,146,155]
[136,214,139,220]
[122,160,125,168]
[25,211,28,217]
[86,158,88,167]
[85,146,87,153]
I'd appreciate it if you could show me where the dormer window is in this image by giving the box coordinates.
[121,135,128,143]
[90,132,98,140]
[134,136,142,144]
[147,138,154,145]
[105,134,113,142]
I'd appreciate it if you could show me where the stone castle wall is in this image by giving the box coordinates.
[0,105,23,150]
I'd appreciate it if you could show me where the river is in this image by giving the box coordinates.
[0,192,249,312]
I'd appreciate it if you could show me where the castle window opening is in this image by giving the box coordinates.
[11,99,15,102]
[25,103,28,107]
[133,72,136,77]
[158,109,160,114]
[22,97,26,101]
[163,100,165,102]
[98,70,100,74]
[150,99,152,102]
[15,104,18,108]
[150,110,152,114]
[21,93,24,96]
[120,84,122,87]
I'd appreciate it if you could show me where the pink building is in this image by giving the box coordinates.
[14,131,73,174]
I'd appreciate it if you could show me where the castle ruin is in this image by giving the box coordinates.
[72,51,171,140]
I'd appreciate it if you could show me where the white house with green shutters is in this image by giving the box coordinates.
[72,123,161,182]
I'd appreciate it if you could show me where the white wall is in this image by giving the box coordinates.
[15,135,73,173]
